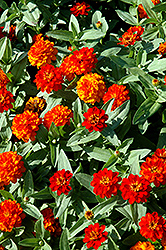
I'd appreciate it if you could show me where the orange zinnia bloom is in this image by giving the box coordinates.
[118,26,144,47]
[153,148,166,163]
[43,104,73,130]
[24,96,46,115]
[84,210,94,220]
[0,199,26,232]
[0,88,15,113]
[103,84,130,111]
[0,68,10,89]
[70,2,91,17]
[60,47,98,81]
[138,4,149,19]
[139,212,166,242]
[11,110,42,142]
[140,156,166,187]
[0,245,5,250]
[120,174,151,204]
[82,107,108,132]
[130,241,155,250]
[151,0,160,4]
[0,151,26,189]
[41,207,62,237]
[76,72,106,105]
[83,223,108,250]
[28,35,58,68]
[34,64,63,93]
[0,25,17,41]
[49,169,73,196]
[91,168,121,199]
[158,42,166,57]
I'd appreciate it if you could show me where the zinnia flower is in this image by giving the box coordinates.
[84,210,94,220]
[158,42,166,57]
[49,169,73,196]
[11,110,42,142]
[82,107,108,132]
[91,168,121,199]
[34,64,63,93]
[0,88,15,113]
[0,199,26,232]
[83,223,108,250]
[0,25,17,41]
[153,148,166,163]
[103,84,130,111]
[138,4,149,19]
[24,96,46,115]
[0,245,5,250]
[76,72,106,105]
[151,0,160,4]
[140,156,166,187]
[0,68,10,89]
[43,104,73,130]
[118,26,144,47]
[28,35,58,68]
[41,207,62,237]
[70,2,91,17]
[161,232,166,249]
[139,212,166,242]
[60,47,98,81]
[120,174,151,204]
[130,241,155,250]
[0,151,26,189]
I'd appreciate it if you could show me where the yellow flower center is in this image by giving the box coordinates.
[89,230,99,240]
[149,221,158,230]
[56,176,66,186]
[130,181,142,192]
[89,114,100,125]
[100,176,110,185]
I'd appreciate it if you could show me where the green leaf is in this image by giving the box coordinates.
[157,127,166,149]
[84,146,111,162]
[0,1,8,9]
[46,30,74,41]
[22,170,34,200]
[69,216,90,239]
[0,190,14,200]
[22,2,41,26]
[92,196,117,218]
[122,233,146,246]
[142,27,159,40]
[30,187,52,200]
[152,2,166,12]
[101,126,121,146]
[2,38,12,64]
[116,138,134,154]
[21,203,42,219]
[80,29,105,40]
[108,236,119,250]
[57,149,73,173]
[116,10,138,25]
[34,216,45,239]
[133,98,162,125]
[18,238,41,247]
[142,0,158,19]
[110,55,135,68]
[69,14,80,35]
[101,47,121,57]
[147,58,166,72]
[55,196,71,218]
[0,37,7,61]
[3,239,18,250]
[75,173,93,192]
[59,228,70,250]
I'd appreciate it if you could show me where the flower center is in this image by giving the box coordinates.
[56,176,66,186]
[76,5,84,11]
[89,230,99,240]
[44,71,54,80]
[100,176,110,185]
[0,95,4,102]
[130,181,142,192]
[89,114,100,125]
[151,165,160,173]
[149,221,158,230]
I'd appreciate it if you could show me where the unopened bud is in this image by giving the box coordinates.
[152,79,160,87]
[96,21,102,28]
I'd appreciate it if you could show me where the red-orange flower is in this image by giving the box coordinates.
[0,199,26,232]
[76,73,106,105]
[34,64,63,94]
[118,26,144,47]
[0,151,26,190]
[24,96,46,115]
[140,156,166,187]
[120,174,151,204]
[82,107,108,132]
[41,207,62,237]
[161,232,166,249]
[103,84,130,111]
[83,223,108,250]
[130,241,155,250]
[70,2,91,17]
[0,88,15,113]
[0,245,5,250]
[151,0,160,4]
[0,25,17,41]
[158,42,166,57]
[153,148,166,163]
[138,4,149,19]
[0,68,10,89]
[49,169,73,196]
[60,47,98,81]
[91,168,121,199]
[11,110,42,142]
[139,212,166,242]
[84,210,94,220]
[28,35,58,68]
[43,104,73,130]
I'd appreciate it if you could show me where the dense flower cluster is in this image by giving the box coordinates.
[139,212,166,242]
[130,241,155,250]
[34,64,63,94]
[70,2,91,17]
[76,72,106,105]
[49,169,73,196]
[43,104,73,130]
[118,26,144,47]
[0,68,10,89]
[28,34,58,68]
[82,107,108,132]
[120,174,151,204]
[24,96,46,115]
[140,156,166,187]
[0,87,15,113]
[41,207,62,237]
[0,25,17,41]
[0,199,25,232]
[83,223,108,250]
[0,151,26,189]
[60,47,98,81]
[91,168,121,198]
[158,42,166,57]
[103,84,130,111]
[11,110,42,142]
